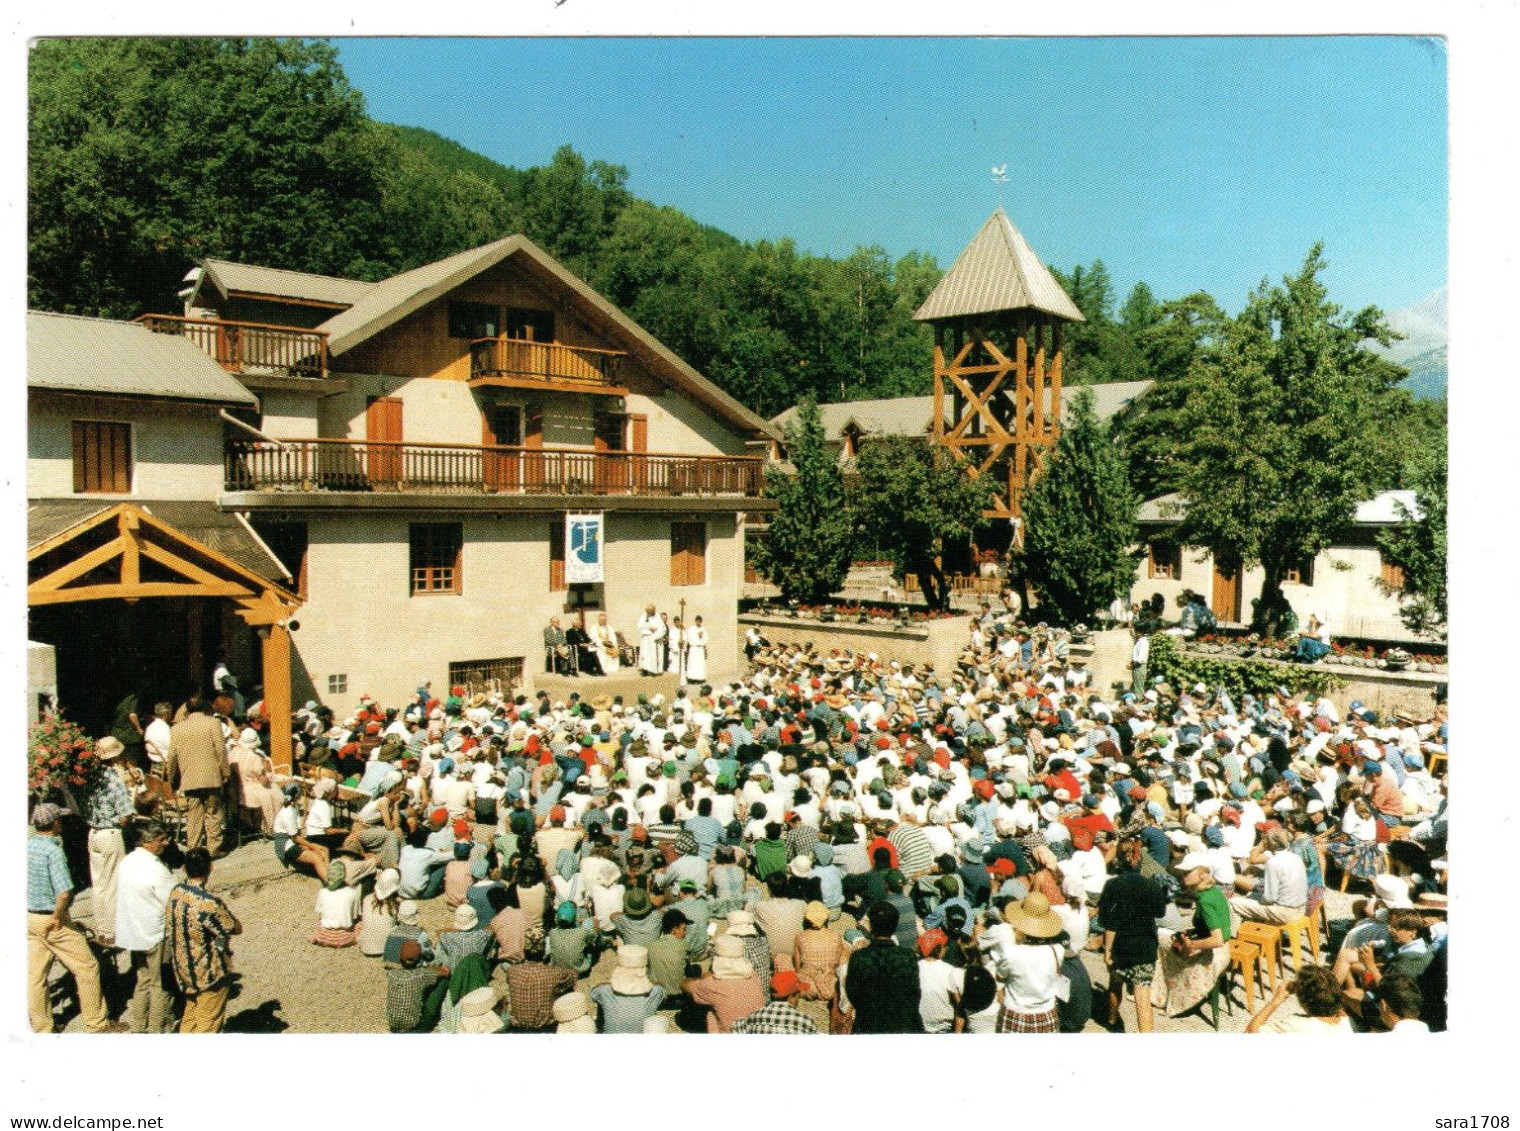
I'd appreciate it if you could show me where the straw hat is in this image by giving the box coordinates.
[453,903,479,930]
[609,945,654,995]
[803,900,830,928]
[95,736,126,761]
[1003,892,1064,939]
[553,991,590,1024]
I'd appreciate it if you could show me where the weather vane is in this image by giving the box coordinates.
[992,164,1010,208]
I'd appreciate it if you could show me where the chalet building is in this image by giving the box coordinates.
[27,311,303,755]
[29,236,777,757]
[1135,491,1426,644]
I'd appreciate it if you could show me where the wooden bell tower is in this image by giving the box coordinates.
[914,209,1084,524]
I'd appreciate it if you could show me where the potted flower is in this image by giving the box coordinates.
[28,714,96,804]
[1384,647,1412,671]
[1069,622,1091,644]
[819,604,836,623]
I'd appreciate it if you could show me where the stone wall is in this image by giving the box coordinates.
[737,612,971,674]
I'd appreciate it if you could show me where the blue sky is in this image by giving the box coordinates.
[335,37,1446,317]
[335,37,1444,316]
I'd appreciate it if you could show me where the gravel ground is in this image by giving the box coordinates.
[54,835,1361,1035]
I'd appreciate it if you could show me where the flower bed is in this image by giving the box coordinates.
[742,598,963,623]
[1188,632,1446,672]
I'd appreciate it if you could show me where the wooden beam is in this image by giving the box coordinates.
[263,622,294,774]
[30,581,252,605]
[120,511,141,589]
[28,535,126,594]
[138,538,254,594]
[26,505,119,561]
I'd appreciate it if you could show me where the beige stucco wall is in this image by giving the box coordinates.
[1132,537,1418,643]
[287,510,742,708]
[28,393,226,500]
[626,389,749,456]
[257,390,322,438]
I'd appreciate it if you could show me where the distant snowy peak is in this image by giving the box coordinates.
[1374,286,1447,364]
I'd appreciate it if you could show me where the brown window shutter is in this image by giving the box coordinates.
[550,519,566,592]
[72,421,87,493]
[670,524,685,586]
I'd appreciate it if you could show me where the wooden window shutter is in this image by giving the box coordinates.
[671,522,706,586]
[72,420,131,493]
[550,519,566,592]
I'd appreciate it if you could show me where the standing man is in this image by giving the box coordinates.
[1130,625,1151,696]
[164,847,241,1033]
[638,605,664,676]
[110,690,147,768]
[81,736,137,945]
[27,803,123,1033]
[167,694,229,857]
[116,819,177,1033]
[844,900,924,1033]
[143,701,173,770]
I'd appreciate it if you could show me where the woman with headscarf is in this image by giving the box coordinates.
[708,844,749,917]
[1024,844,1067,908]
[985,892,1067,1033]
[358,868,403,956]
[1151,853,1232,1019]
[548,901,598,976]
[550,846,585,910]
[227,727,280,836]
[435,903,496,972]
[591,945,667,1033]
[511,856,549,929]
[312,861,362,947]
[792,900,846,1006]
[433,952,491,1033]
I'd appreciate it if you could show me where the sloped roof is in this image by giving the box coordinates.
[1138,488,1423,527]
[770,379,1151,441]
[914,208,1085,324]
[317,235,777,439]
[27,498,290,581]
[28,311,257,407]
[197,258,377,308]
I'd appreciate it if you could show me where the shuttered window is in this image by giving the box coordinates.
[549,520,566,592]
[671,522,707,586]
[1147,542,1181,580]
[410,523,462,595]
[72,420,132,493]
[1381,557,1406,590]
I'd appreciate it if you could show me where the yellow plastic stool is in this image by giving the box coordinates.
[1278,914,1320,970]
[1226,937,1266,1010]
[1235,921,1286,987]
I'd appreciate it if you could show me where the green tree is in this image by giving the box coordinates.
[749,398,854,604]
[1117,291,1229,498]
[851,437,995,610]
[30,38,390,317]
[1167,245,1412,635]
[1377,446,1447,639]
[1020,391,1140,624]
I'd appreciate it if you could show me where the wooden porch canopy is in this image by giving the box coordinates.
[28,502,303,771]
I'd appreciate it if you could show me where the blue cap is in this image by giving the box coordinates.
[1229,782,1248,799]
[1204,825,1226,846]
[1405,753,1424,769]
[1363,761,1383,775]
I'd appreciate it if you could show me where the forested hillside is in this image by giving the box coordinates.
[27,36,1430,422]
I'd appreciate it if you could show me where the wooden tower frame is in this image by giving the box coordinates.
[931,312,1064,522]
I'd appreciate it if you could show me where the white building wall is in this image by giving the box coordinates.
[28,394,226,500]
[626,388,749,456]
[288,509,742,708]
[257,391,321,438]
[1130,537,1416,642]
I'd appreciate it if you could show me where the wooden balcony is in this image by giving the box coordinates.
[135,314,329,380]
[468,336,627,394]
[225,439,766,499]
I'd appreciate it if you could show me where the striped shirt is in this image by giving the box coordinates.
[164,881,237,994]
[731,1000,819,1034]
[28,833,72,912]
[889,823,936,878]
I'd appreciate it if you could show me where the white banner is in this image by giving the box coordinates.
[565,513,605,584]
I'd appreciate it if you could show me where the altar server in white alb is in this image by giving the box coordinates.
[638,605,664,676]
[685,616,708,682]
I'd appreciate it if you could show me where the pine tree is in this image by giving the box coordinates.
[750,398,853,604]
[1021,390,1140,624]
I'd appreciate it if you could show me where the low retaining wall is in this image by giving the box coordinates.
[737,612,971,674]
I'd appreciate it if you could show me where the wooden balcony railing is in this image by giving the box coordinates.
[136,314,328,380]
[225,439,766,498]
[469,336,625,388]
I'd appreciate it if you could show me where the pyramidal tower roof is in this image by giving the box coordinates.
[913,208,1085,324]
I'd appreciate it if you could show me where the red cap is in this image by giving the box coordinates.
[973,780,995,801]
[917,928,950,957]
[933,749,951,769]
[989,858,1017,877]
[430,807,448,826]
[770,970,802,997]
[452,818,470,838]
[875,736,892,749]
[1127,786,1147,801]
[1071,828,1095,852]
[549,805,567,822]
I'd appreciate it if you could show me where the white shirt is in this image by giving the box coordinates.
[917,959,966,1033]
[115,847,176,951]
[315,885,361,930]
[143,718,172,765]
[304,798,334,837]
[989,941,1065,1013]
